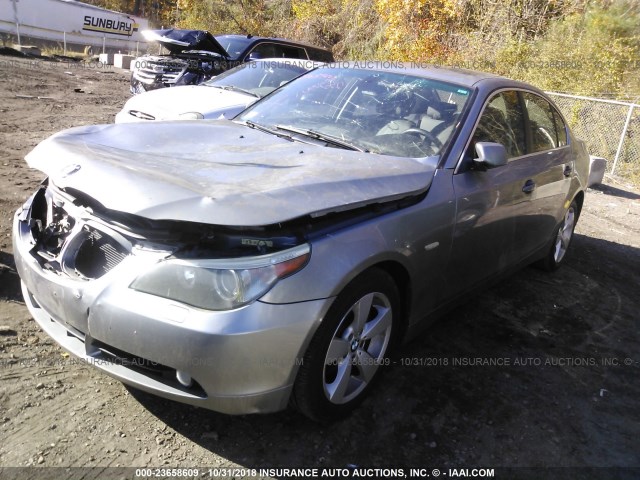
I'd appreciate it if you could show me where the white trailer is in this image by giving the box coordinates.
[0,0,149,54]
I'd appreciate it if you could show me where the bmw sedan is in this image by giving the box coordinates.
[13,64,589,421]
[116,59,321,123]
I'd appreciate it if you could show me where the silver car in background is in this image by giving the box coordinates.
[13,65,589,421]
[116,59,321,123]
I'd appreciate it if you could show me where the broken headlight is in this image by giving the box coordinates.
[130,244,310,310]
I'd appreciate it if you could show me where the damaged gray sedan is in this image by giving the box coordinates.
[13,65,589,421]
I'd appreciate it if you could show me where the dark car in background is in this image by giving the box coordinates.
[130,29,333,94]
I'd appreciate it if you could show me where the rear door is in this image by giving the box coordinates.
[512,92,573,260]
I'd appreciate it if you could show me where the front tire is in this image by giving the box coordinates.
[293,269,400,421]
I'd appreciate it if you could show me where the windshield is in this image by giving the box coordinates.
[214,35,253,58]
[236,67,472,158]
[204,61,310,98]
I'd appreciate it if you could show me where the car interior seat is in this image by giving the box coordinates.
[376,99,458,142]
[419,101,458,143]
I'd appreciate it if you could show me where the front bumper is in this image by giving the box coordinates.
[13,199,331,414]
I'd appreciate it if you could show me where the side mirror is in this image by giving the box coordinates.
[248,51,263,61]
[474,142,507,168]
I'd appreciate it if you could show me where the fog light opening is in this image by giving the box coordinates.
[176,370,193,387]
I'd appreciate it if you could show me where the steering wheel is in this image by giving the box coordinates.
[402,128,443,149]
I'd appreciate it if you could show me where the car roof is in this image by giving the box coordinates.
[324,62,542,93]
[215,34,332,53]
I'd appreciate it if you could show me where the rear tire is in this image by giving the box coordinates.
[537,199,578,271]
[292,269,400,422]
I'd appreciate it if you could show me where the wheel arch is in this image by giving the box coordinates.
[573,190,585,217]
[290,260,411,420]
[370,260,413,344]
[355,260,412,346]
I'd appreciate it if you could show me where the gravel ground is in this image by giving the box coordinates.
[0,54,639,479]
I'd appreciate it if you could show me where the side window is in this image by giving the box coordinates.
[250,43,307,59]
[469,90,526,160]
[552,109,568,147]
[523,92,560,152]
[249,43,277,59]
[276,45,308,59]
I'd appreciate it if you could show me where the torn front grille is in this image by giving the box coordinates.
[27,185,131,280]
[72,227,129,280]
[134,61,186,85]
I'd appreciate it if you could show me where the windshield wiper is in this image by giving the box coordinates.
[274,125,367,152]
[243,120,294,141]
[215,85,260,98]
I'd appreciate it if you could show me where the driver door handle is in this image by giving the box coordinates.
[522,179,536,194]
[563,164,573,177]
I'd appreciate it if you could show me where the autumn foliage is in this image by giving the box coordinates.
[84,0,639,98]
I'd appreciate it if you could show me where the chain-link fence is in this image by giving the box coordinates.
[547,92,640,181]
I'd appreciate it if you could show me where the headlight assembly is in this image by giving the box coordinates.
[130,244,310,310]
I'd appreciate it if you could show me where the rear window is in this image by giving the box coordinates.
[523,92,568,151]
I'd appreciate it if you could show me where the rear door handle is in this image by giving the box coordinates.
[563,164,573,177]
[522,179,536,194]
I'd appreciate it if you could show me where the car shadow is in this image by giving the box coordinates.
[125,233,640,469]
[0,250,23,302]
[590,183,640,200]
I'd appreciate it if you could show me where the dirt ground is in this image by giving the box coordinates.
[0,54,639,479]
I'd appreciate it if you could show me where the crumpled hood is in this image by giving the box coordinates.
[118,85,253,122]
[142,29,229,57]
[25,121,437,227]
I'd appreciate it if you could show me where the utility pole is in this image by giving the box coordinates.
[11,0,21,46]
